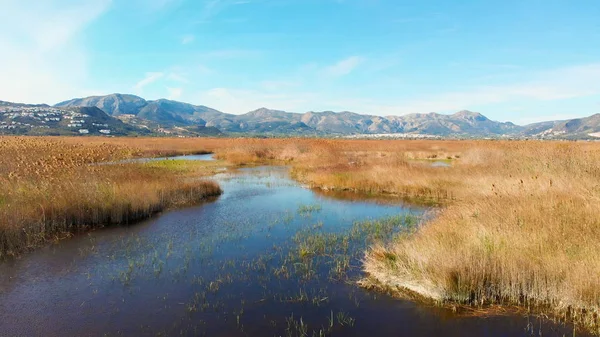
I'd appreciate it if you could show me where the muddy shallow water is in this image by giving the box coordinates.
[0,165,584,336]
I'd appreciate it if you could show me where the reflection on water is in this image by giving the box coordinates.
[115,153,216,164]
[0,166,584,336]
[431,161,451,167]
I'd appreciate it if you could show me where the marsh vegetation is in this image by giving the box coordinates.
[1,136,599,335]
[0,137,222,258]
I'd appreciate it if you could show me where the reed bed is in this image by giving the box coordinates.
[0,137,221,258]
[358,142,600,334]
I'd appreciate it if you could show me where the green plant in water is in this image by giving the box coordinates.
[297,203,323,216]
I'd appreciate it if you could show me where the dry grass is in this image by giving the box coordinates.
[0,137,222,258]
[4,136,600,333]
[358,142,600,334]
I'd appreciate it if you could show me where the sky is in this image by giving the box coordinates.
[1,0,600,124]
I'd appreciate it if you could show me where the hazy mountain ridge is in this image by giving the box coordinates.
[386,111,522,136]
[521,114,600,139]
[5,94,600,138]
[60,94,531,136]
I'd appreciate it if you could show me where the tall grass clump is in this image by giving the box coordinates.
[362,142,600,334]
[0,137,221,258]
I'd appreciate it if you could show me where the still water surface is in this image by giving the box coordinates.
[0,164,583,336]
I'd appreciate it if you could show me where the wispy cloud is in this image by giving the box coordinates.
[0,0,112,104]
[181,34,195,45]
[324,56,364,77]
[517,114,585,125]
[392,63,600,113]
[315,63,600,118]
[132,67,210,96]
[167,87,183,100]
[134,72,165,91]
[167,72,191,83]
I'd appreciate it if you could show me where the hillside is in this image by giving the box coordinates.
[56,94,230,127]
[1,94,597,139]
[521,114,600,139]
[0,101,147,136]
[386,111,522,136]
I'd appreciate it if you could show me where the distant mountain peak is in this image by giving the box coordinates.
[453,110,488,122]
[244,107,292,118]
[453,110,483,117]
[248,107,280,113]
[40,93,600,139]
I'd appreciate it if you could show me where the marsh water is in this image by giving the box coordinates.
[0,162,584,336]
[113,153,217,164]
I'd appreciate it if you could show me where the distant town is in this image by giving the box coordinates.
[0,105,112,135]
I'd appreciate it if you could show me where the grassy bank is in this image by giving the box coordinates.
[0,137,222,258]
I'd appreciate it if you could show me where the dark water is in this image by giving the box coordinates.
[0,166,584,336]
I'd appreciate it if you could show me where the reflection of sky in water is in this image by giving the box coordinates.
[113,153,216,164]
[0,166,585,337]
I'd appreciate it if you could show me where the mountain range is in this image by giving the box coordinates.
[1,93,598,139]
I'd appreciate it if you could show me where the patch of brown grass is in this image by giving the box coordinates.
[0,137,222,258]
[360,142,600,334]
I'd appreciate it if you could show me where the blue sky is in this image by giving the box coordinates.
[1,0,600,124]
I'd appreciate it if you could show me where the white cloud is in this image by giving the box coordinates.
[167,72,191,83]
[167,87,183,100]
[133,72,165,92]
[181,34,195,45]
[347,63,600,116]
[4,0,112,52]
[324,56,364,77]
[132,67,207,97]
[516,114,585,125]
[0,0,112,104]
[135,62,600,119]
